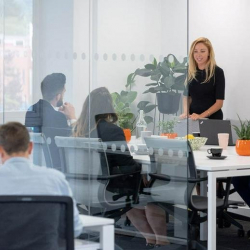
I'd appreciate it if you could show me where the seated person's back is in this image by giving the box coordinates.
[0,122,82,249]
[72,87,141,190]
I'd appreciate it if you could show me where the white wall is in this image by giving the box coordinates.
[189,0,250,120]
[34,0,188,124]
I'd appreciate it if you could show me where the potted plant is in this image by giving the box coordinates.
[135,54,187,114]
[232,115,250,156]
[111,90,137,142]
[112,73,156,141]
[158,118,178,139]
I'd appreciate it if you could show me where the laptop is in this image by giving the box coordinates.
[174,118,200,137]
[199,119,235,145]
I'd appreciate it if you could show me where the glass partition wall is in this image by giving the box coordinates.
[0,0,189,249]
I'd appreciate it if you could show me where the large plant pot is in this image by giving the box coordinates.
[235,139,250,156]
[156,92,181,114]
[123,129,132,142]
[160,133,178,139]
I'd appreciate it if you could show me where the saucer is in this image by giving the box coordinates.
[207,155,227,160]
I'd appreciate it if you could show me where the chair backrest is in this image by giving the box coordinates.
[30,132,53,168]
[0,195,74,250]
[55,136,110,207]
[144,137,196,206]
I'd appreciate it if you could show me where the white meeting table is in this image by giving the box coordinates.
[133,145,250,250]
[78,215,114,250]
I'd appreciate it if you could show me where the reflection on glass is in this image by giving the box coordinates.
[1,0,33,111]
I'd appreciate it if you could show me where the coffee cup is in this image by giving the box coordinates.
[218,133,229,149]
[207,147,223,157]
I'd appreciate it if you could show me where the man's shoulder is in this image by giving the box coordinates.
[25,99,68,129]
[33,165,66,182]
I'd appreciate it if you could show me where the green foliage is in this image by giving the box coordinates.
[111,90,137,130]
[112,71,157,130]
[125,73,136,90]
[158,118,178,134]
[134,54,187,94]
[232,115,250,140]
[137,101,156,124]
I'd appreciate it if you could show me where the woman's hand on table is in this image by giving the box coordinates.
[189,113,201,121]
[179,113,189,119]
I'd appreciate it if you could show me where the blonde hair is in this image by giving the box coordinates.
[188,37,216,84]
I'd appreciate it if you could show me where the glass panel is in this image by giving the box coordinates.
[88,0,189,249]
[1,0,189,249]
[1,0,33,123]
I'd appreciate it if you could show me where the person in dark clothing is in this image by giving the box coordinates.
[231,176,250,207]
[72,86,140,175]
[181,37,225,120]
[25,73,76,171]
[73,87,168,248]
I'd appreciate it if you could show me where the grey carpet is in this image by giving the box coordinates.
[115,219,250,250]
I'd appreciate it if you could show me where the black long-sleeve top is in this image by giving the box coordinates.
[184,66,225,119]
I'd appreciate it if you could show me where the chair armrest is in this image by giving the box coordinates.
[149,173,207,183]
[66,171,141,181]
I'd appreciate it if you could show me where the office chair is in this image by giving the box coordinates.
[30,132,53,168]
[217,178,247,237]
[144,137,231,250]
[55,136,141,221]
[0,195,74,250]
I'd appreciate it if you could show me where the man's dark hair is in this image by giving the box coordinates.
[0,122,30,155]
[41,73,66,101]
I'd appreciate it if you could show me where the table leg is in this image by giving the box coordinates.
[207,172,217,250]
[100,225,114,250]
[200,170,208,241]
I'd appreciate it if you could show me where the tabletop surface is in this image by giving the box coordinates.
[80,214,114,227]
[132,144,250,172]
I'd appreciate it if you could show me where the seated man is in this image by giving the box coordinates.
[25,73,76,171]
[0,122,83,237]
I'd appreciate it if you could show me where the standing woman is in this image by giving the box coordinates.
[180,37,225,120]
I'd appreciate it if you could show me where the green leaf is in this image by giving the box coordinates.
[163,75,175,89]
[143,104,157,113]
[153,58,157,66]
[111,92,120,104]
[120,90,128,97]
[173,66,187,74]
[143,87,162,94]
[145,64,156,70]
[126,73,135,88]
[172,74,187,90]
[150,71,161,82]
[165,54,181,68]
[159,61,170,76]
[137,101,150,110]
[117,102,125,110]
[145,82,159,86]
[126,91,137,103]
[232,114,250,140]
[144,116,153,124]
[135,68,152,77]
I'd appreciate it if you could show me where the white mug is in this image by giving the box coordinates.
[141,131,152,143]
